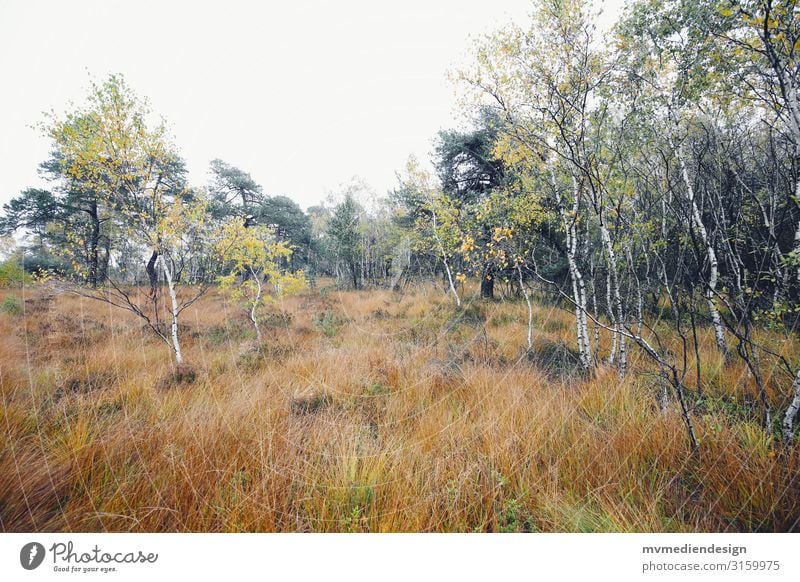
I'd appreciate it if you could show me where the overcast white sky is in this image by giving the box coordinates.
[0,0,623,210]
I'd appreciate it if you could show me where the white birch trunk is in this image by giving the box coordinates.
[431,207,461,307]
[558,174,591,371]
[518,265,533,352]
[599,221,627,378]
[606,266,617,365]
[159,255,184,364]
[793,179,800,285]
[589,258,600,363]
[249,266,263,342]
[673,138,728,358]
[783,368,800,443]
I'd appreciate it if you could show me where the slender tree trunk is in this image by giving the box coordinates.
[99,236,110,285]
[431,208,460,307]
[589,256,600,364]
[147,250,159,296]
[606,266,617,365]
[783,368,800,443]
[599,220,626,377]
[558,175,591,372]
[480,264,495,299]
[159,255,184,365]
[626,242,644,338]
[793,179,800,284]
[249,267,263,342]
[87,202,100,288]
[673,138,729,359]
[518,265,533,353]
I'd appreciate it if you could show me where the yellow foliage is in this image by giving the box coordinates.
[215,219,307,316]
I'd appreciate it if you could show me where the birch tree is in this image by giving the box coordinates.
[45,74,214,364]
[215,220,306,342]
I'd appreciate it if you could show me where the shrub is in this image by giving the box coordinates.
[489,312,519,326]
[526,339,584,379]
[291,390,332,415]
[0,259,26,288]
[157,363,198,390]
[313,310,346,337]
[452,302,486,325]
[496,498,535,533]
[206,323,255,345]
[55,369,119,399]
[0,295,22,316]
[263,310,292,328]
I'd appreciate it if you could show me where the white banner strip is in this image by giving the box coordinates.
[1,533,796,581]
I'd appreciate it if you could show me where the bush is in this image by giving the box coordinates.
[496,498,536,533]
[206,323,255,345]
[526,339,584,379]
[0,295,22,316]
[0,259,26,288]
[157,363,198,390]
[451,302,486,325]
[313,310,346,337]
[55,369,119,399]
[489,312,519,326]
[263,310,292,328]
[291,390,332,415]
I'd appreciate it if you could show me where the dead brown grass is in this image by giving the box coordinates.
[0,281,798,532]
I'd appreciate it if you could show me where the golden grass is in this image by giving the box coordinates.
[0,281,798,532]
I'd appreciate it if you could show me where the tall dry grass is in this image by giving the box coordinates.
[0,281,798,532]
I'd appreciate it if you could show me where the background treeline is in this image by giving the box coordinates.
[2,0,800,447]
